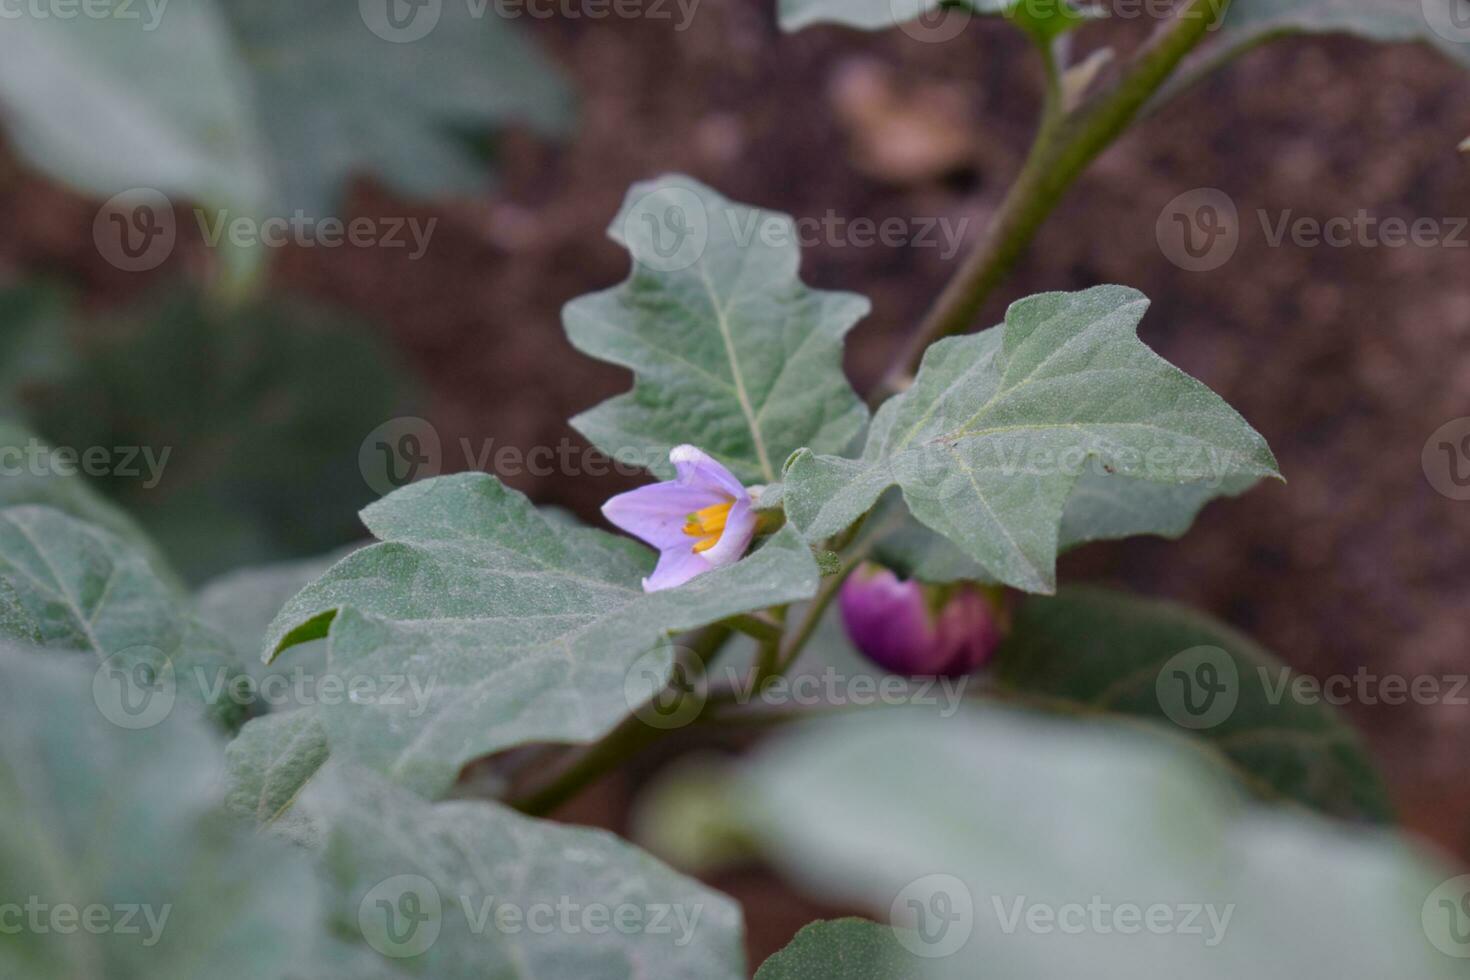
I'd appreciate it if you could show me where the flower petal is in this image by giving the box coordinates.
[643,546,712,592]
[603,482,723,550]
[699,495,756,568]
[670,444,746,500]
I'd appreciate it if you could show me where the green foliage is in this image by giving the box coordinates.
[0,419,176,581]
[0,646,321,979]
[297,763,747,977]
[780,0,1016,32]
[735,706,1461,980]
[755,919,913,979]
[264,473,819,798]
[0,0,572,216]
[784,286,1278,593]
[566,176,870,484]
[7,290,414,582]
[218,0,574,215]
[996,587,1393,821]
[0,505,249,730]
[1210,0,1470,69]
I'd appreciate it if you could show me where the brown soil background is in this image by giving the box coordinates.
[4,1,1470,965]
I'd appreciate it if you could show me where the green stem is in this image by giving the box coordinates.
[722,612,783,646]
[775,543,867,676]
[878,0,1231,400]
[509,624,733,817]
[750,605,788,692]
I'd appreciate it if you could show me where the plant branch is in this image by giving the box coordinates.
[508,623,734,817]
[775,551,864,676]
[876,0,1232,402]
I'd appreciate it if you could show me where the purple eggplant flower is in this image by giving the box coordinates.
[839,564,1003,677]
[602,445,758,592]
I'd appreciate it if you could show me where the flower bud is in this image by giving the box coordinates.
[838,564,1004,677]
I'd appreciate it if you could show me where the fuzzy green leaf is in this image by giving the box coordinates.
[293,763,747,978]
[264,473,819,797]
[784,286,1278,593]
[0,505,249,729]
[566,176,870,484]
[755,919,914,979]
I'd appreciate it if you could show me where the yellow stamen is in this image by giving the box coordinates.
[683,502,731,536]
[683,500,732,554]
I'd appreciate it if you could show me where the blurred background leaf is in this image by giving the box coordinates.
[0,0,573,218]
[2,288,416,582]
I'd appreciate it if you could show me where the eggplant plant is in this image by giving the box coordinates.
[1,1,1468,978]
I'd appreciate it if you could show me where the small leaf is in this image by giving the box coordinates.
[196,547,355,684]
[0,505,250,729]
[265,473,819,797]
[779,0,1013,32]
[784,286,1278,593]
[225,708,330,844]
[995,587,1393,821]
[735,707,1463,980]
[566,176,870,484]
[1174,0,1470,96]
[754,919,915,979]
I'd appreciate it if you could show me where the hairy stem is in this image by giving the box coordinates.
[877,0,1231,401]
